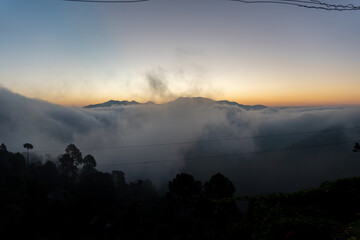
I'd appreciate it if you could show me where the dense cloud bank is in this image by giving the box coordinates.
[1,87,360,194]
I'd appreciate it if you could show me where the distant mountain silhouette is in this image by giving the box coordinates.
[217,100,267,110]
[84,97,267,110]
[84,100,140,108]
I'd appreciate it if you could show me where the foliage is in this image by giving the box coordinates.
[65,143,83,166]
[1,142,360,239]
[204,172,235,199]
[23,143,33,150]
[83,154,97,168]
[168,173,202,202]
[0,143,7,152]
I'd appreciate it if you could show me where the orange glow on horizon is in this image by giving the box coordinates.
[12,83,360,108]
[53,93,360,108]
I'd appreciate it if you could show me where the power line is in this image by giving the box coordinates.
[228,0,360,11]
[33,126,360,153]
[64,0,149,3]
[97,140,355,166]
[63,0,360,10]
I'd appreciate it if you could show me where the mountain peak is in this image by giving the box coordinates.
[84,100,139,109]
[84,97,267,110]
[171,97,216,105]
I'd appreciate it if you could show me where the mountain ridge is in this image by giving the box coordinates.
[84,97,267,110]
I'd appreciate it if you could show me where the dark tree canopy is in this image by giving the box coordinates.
[58,153,77,180]
[23,143,33,150]
[0,143,7,152]
[65,143,83,165]
[204,172,235,199]
[1,144,360,240]
[168,173,202,201]
[112,170,126,186]
[59,153,74,168]
[83,154,96,168]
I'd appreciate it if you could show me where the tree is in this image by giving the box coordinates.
[83,154,96,168]
[168,173,202,202]
[23,143,33,150]
[112,170,126,187]
[40,161,59,186]
[204,173,235,199]
[23,143,33,167]
[167,173,202,218]
[203,173,238,222]
[0,143,7,152]
[65,144,83,166]
[58,153,78,182]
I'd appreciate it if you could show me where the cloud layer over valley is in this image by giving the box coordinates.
[1,87,360,194]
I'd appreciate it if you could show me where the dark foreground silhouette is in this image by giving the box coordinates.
[1,143,360,239]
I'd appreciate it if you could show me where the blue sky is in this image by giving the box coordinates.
[1,0,360,106]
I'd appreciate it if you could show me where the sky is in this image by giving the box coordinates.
[1,0,360,106]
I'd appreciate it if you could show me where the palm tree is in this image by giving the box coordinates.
[23,143,33,167]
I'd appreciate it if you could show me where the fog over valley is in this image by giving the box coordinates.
[1,87,360,194]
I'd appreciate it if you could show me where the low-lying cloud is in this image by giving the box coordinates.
[1,87,360,194]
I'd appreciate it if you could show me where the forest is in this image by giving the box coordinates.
[1,143,360,240]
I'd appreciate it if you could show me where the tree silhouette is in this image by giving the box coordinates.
[65,143,83,166]
[83,154,96,168]
[167,173,203,220]
[204,172,235,199]
[59,153,78,182]
[23,143,33,167]
[168,173,202,207]
[203,173,238,224]
[112,170,126,187]
[0,143,7,152]
[23,143,33,150]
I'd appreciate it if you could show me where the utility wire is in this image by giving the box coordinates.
[64,0,149,3]
[33,126,360,153]
[97,140,355,166]
[228,0,360,11]
[63,0,360,10]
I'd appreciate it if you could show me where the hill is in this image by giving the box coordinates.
[84,97,267,110]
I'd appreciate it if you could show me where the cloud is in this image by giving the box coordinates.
[143,65,221,103]
[1,87,360,194]
[146,69,173,101]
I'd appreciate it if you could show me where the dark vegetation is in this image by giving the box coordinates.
[1,142,360,239]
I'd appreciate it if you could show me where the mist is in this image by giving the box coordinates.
[1,87,360,194]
